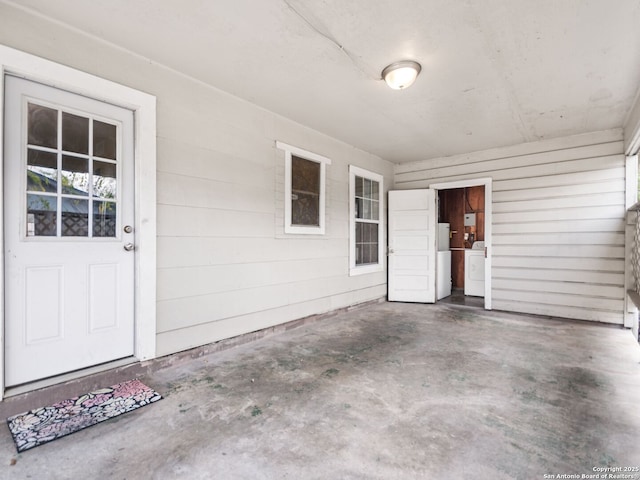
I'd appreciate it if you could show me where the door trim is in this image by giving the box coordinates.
[0,45,157,399]
[429,177,492,310]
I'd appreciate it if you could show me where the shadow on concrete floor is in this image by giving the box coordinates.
[437,288,485,308]
[2,302,640,479]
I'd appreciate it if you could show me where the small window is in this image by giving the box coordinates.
[291,155,320,227]
[277,141,331,235]
[349,166,384,275]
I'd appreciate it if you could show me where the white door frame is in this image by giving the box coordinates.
[429,177,492,310]
[0,45,157,399]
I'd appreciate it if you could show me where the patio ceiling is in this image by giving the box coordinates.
[5,0,640,163]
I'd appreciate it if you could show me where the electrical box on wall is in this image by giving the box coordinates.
[464,213,476,226]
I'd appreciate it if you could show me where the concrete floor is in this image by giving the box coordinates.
[2,302,640,479]
[437,288,485,308]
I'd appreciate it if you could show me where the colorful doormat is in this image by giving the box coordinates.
[7,379,162,452]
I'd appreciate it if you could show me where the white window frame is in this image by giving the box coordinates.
[349,165,384,276]
[276,141,331,235]
[625,154,638,209]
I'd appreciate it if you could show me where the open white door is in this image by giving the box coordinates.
[388,189,437,303]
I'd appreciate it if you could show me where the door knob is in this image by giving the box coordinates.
[123,243,135,251]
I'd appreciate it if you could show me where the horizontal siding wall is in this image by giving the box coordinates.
[152,97,393,356]
[395,130,626,324]
[0,5,394,357]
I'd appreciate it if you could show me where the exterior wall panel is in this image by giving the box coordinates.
[0,5,394,357]
[395,129,626,324]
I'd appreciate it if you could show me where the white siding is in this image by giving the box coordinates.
[0,5,394,356]
[395,130,626,324]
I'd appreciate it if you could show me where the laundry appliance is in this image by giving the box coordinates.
[436,223,451,300]
[464,241,485,297]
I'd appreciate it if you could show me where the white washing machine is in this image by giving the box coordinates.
[464,241,485,297]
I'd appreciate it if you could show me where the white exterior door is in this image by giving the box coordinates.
[4,76,135,387]
[388,189,437,303]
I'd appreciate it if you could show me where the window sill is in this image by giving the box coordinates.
[284,225,325,235]
[349,264,384,276]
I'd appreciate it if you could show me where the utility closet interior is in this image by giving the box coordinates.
[438,186,485,294]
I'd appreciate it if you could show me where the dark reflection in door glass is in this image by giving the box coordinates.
[61,198,88,236]
[93,121,117,160]
[61,156,89,195]
[62,112,89,154]
[27,149,57,193]
[93,161,117,199]
[28,103,57,149]
[27,193,57,236]
[93,201,116,237]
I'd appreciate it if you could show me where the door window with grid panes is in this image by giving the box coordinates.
[26,102,119,238]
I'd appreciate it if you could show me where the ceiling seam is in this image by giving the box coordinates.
[281,0,379,81]
[0,0,397,166]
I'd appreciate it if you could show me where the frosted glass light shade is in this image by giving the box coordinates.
[382,61,422,90]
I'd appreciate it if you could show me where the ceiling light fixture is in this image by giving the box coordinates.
[381,60,422,90]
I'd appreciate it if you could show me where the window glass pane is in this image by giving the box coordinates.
[61,155,89,196]
[370,244,379,264]
[371,180,379,200]
[291,192,320,226]
[61,198,88,236]
[362,244,371,264]
[291,156,320,226]
[356,222,363,243]
[355,221,379,266]
[372,200,379,221]
[363,199,372,220]
[28,103,57,149]
[292,156,320,194]
[93,161,117,199]
[364,178,372,197]
[355,176,363,197]
[93,201,116,237]
[27,194,57,236]
[27,149,57,193]
[62,112,89,155]
[355,198,363,219]
[93,121,117,160]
